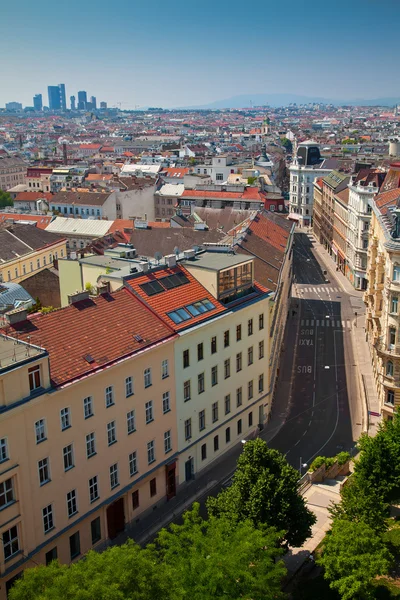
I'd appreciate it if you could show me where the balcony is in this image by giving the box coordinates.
[376,339,400,358]
[386,277,400,292]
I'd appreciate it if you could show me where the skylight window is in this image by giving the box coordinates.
[167,309,192,324]
[185,299,216,317]
[140,281,165,296]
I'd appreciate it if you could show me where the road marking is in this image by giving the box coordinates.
[321,320,324,327]
[309,420,312,426]
[301,319,304,326]
[337,320,341,327]
[316,287,321,292]
[316,320,319,326]
[306,319,309,326]
[310,320,314,326]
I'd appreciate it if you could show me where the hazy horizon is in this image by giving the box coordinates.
[2,0,400,110]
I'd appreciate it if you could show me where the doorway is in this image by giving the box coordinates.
[185,457,194,481]
[107,497,125,539]
[166,462,176,500]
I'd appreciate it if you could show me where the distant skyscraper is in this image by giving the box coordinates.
[90,96,97,110]
[5,102,22,111]
[59,84,66,111]
[33,94,43,111]
[48,86,61,110]
[77,91,87,110]
[100,101,107,109]
[70,95,76,111]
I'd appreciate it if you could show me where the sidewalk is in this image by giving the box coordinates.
[300,229,380,436]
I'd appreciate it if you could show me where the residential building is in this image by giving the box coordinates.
[46,216,115,256]
[347,169,385,289]
[126,254,273,483]
[312,178,324,241]
[178,185,265,213]
[318,171,350,257]
[289,140,338,227]
[50,167,89,193]
[0,156,27,191]
[49,191,114,220]
[193,155,238,184]
[364,165,400,418]
[26,167,53,192]
[0,287,177,593]
[13,192,51,212]
[0,224,67,284]
[154,184,184,219]
[33,94,42,112]
[332,187,349,274]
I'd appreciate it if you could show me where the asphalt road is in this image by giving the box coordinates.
[268,232,356,471]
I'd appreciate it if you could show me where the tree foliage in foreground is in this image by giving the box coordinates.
[317,519,393,600]
[207,438,316,547]
[9,504,286,600]
[0,190,13,208]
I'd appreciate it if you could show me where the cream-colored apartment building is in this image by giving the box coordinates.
[365,164,400,419]
[0,289,177,597]
[0,157,26,192]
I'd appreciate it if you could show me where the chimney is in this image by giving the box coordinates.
[67,290,90,305]
[165,254,177,268]
[6,308,28,326]
[97,281,111,295]
[139,261,149,273]
[183,249,196,260]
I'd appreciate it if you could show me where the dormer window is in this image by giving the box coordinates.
[28,365,41,392]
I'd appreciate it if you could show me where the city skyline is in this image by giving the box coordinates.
[1,0,400,110]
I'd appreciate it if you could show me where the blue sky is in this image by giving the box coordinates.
[1,0,400,109]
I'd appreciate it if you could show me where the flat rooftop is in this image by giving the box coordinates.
[182,252,252,271]
[0,334,45,372]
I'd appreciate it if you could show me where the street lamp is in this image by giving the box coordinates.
[299,457,307,475]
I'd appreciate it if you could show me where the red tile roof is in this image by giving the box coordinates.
[0,214,52,229]
[246,211,291,253]
[162,168,190,178]
[182,187,263,201]
[374,187,400,215]
[86,173,113,181]
[4,288,175,386]
[126,265,226,331]
[79,144,102,150]
[15,192,53,202]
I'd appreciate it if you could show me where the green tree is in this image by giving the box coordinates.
[207,439,316,547]
[280,137,293,152]
[153,503,286,600]
[9,541,174,600]
[318,520,393,600]
[0,190,13,208]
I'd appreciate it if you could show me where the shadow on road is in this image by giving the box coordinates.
[294,233,327,285]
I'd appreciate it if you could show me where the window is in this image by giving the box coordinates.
[226,427,231,443]
[211,336,217,354]
[129,451,138,476]
[225,394,231,415]
[38,457,50,485]
[391,297,398,314]
[63,444,74,471]
[125,376,134,397]
[145,400,154,424]
[144,368,152,388]
[0,478,14,509]
[259,340,264,359]
[236,324,242,341]
[89,476,99,503]
[164,430,172,453]
[45,547,58,565]
[236,387,243,407]
[224,358,231,379]
[67,490,78,517]
[3,526,19,560]
[107,421,117,445]
[0,438,8,462]
[197,343,204,361]
[60,407,71,431]
[199,409,206,431]
[216,173,224,181]
[201,443,207,460]
[211,365,218,386]
[162,391,170,413]
[259,314,264,330]
[393,266,400,282]
[248,412,253,427]
[183,349,190,368]
[43,504,54,534]
[183,380,191,402]
[132,490,139,510]
[184,418,192,440]
[150,478,157,497]
[248,347,253,366]
[127,410,136,434]
[109,463,119,489]
[83,396,93,419]
[248,380,254,400]
[389,327,396,348]
[237,419,242,435]
[198,372,205,394]
[387,390,395,405]
[28,365,41,391]
[224,330,230,348]
[105,386,114,407]
[248,319,253,336]
[161,360,169,379]
[214,435,219,452]
[147,440,155,464]
[91,517,101,545]
[387,361,394,377]
[236,352,242,372]
[69,531,80,559]
[212,401,219,423]
[86,432,96,458]
[258,374,264,393]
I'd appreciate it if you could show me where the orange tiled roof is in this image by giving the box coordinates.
[5,288,175,386]
[126,265,226,331]
[246,212,290,253]
[0,214,52,229]
[15,192,53,202]
[86,173,113,181]
[163,168,190,178]
[375,187,400,215]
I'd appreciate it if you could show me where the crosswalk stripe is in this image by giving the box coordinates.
[301,320,304,326]
[310,320,314,326]
[337,320,341,327]
[316,320,319,326]
[321,320,324,327]
[316,287,321,292]
[306,320,309,326]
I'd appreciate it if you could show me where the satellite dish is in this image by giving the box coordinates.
[154,251,162,264]
[174,246,181,256]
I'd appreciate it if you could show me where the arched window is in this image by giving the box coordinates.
[387,361,394,377]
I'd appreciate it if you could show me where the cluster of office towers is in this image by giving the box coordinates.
[33,85,106,112]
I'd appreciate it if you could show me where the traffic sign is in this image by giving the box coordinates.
[368,411,380,417]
